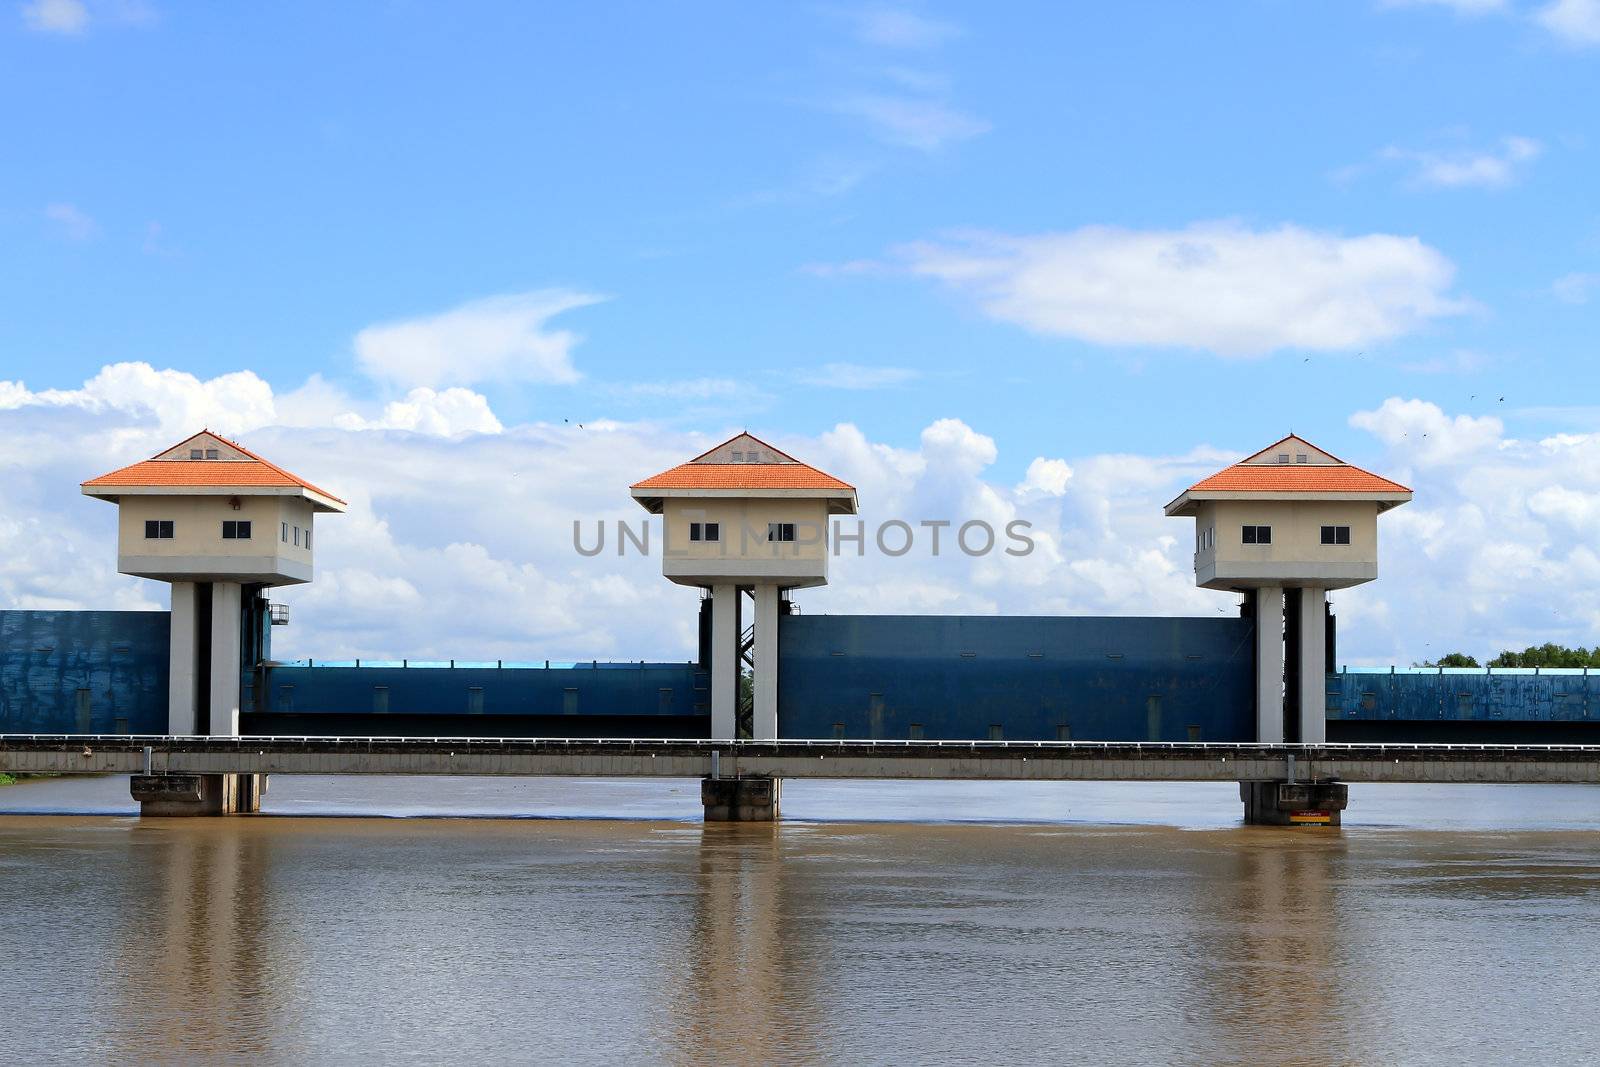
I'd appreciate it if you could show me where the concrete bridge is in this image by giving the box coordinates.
[4,734,1599,825]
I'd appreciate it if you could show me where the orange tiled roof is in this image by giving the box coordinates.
[83,431,347,504]
[632,463,853,492]
[1185,464,1410,494]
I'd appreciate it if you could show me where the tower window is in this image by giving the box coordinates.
[1320,525,1351,545]
[1296,453,1308,464]
[222,520,252,539]
[281,522,289,543]
[689,522,720,542]
[305,528,312,550]
[190,448,203,459]
[205,448,219,460]
[767,522,796,542]
[293,526,301,547]
[1241,525,1272,545]
[144,520,174,539]
[1276,453,1289,464]
[731,451,743,462]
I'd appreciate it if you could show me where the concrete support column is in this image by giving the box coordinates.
[209,581,243,738]
[168,582,199,735]
[1298,587,1328,744]
[752,583,780,741]
[702,776,780,821]
[709,583,738,739]
[1254,585,1285,744]
[1240,780,1347,826]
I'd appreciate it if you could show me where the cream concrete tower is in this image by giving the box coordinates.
[1165,435,1410,744]
[631,433,857,739]
[83,430,346,737]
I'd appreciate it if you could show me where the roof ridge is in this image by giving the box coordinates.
[1237,434,1348,466]
[684,431,805,465]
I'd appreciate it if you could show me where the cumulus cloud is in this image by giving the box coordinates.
[849,7,961,48]
[797,363,919,389]
[1553,272,1599,304]
[1537,0,1600,44]
[337,387,504,437]
[21,0,88,33]
[353,289,602,390]
[44,202,97,241]
[13,364,1600,669]
[1380,0,1507,13]
[1381,135,1542,190]
[834,94,988,151]
[899,222,1468,356]
[1349,397,1503,467]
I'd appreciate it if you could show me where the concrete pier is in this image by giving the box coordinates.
[1240,779,1347,826]
[702,776,780,822]
[131,773,267,816]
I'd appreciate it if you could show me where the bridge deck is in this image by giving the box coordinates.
[2,736,1600,783]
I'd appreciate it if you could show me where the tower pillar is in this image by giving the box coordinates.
[209,580,243,738]
[1255,585,1285,743]
[752,583,780,741]
[1298,587,1327,744]
[709,583,738,739]
[168,581,199,735]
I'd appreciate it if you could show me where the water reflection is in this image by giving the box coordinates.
[111,825,282,1060]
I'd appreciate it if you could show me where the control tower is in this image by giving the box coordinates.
[631,432,857,740]
[1165,434,1410,743]
[82,430,346,742]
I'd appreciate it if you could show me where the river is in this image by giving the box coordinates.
[2,776,1598,1064]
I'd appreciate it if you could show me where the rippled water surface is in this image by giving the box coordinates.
[3,776,1599,1064]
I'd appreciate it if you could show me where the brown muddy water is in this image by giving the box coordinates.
[1,776,1598,1064]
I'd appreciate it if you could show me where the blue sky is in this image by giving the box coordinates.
[4,0,1600,664]
[6,0,1598,469]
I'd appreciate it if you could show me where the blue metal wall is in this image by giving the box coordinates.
[1332,667,1600,723]
[254,660,707,720]
[0,611,168,734]
[777,614,1258,741]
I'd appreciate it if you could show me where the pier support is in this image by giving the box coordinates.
[131,773,268,817]
[752,583,779,741]
[701,776,780,822]
[709,583,738,740]
[1255,585,1285,743]
[1240,780,1347,826]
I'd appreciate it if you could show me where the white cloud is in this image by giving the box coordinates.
[1018,457,1073,496]
[616,378,745,401]
[21,0,88,33]
[850,7,961,48]
[1349,396,1503,467]
[1537,0,1600,44]
[353,289,602,390]
[16,364,1600,670]
[797,363,919,389]
[1553,272,1599,304]
[900,222,1467,357]
[337,387,504,437]
[834,93,988,151]
[44,202,97,241]
[1380,0,1507,13]
[1382,135,1542,189]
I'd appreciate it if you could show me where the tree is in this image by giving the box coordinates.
[1418,652,1480,668]
[1488,644,1600,669]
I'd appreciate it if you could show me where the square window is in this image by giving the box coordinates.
[239,520,251,540]
[1296,453,1308,464]
[1243,525,1271,545]
[1242,525,1255,544]
[223,520,236,539]
[190,448,203,459]
[767,522,796,542]
[205,448,219,460]
[731,451,743,462]
[704,522,719,542]
[1277,453,1289,464]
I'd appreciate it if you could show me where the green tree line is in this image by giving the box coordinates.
[1418,644,1600,669]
